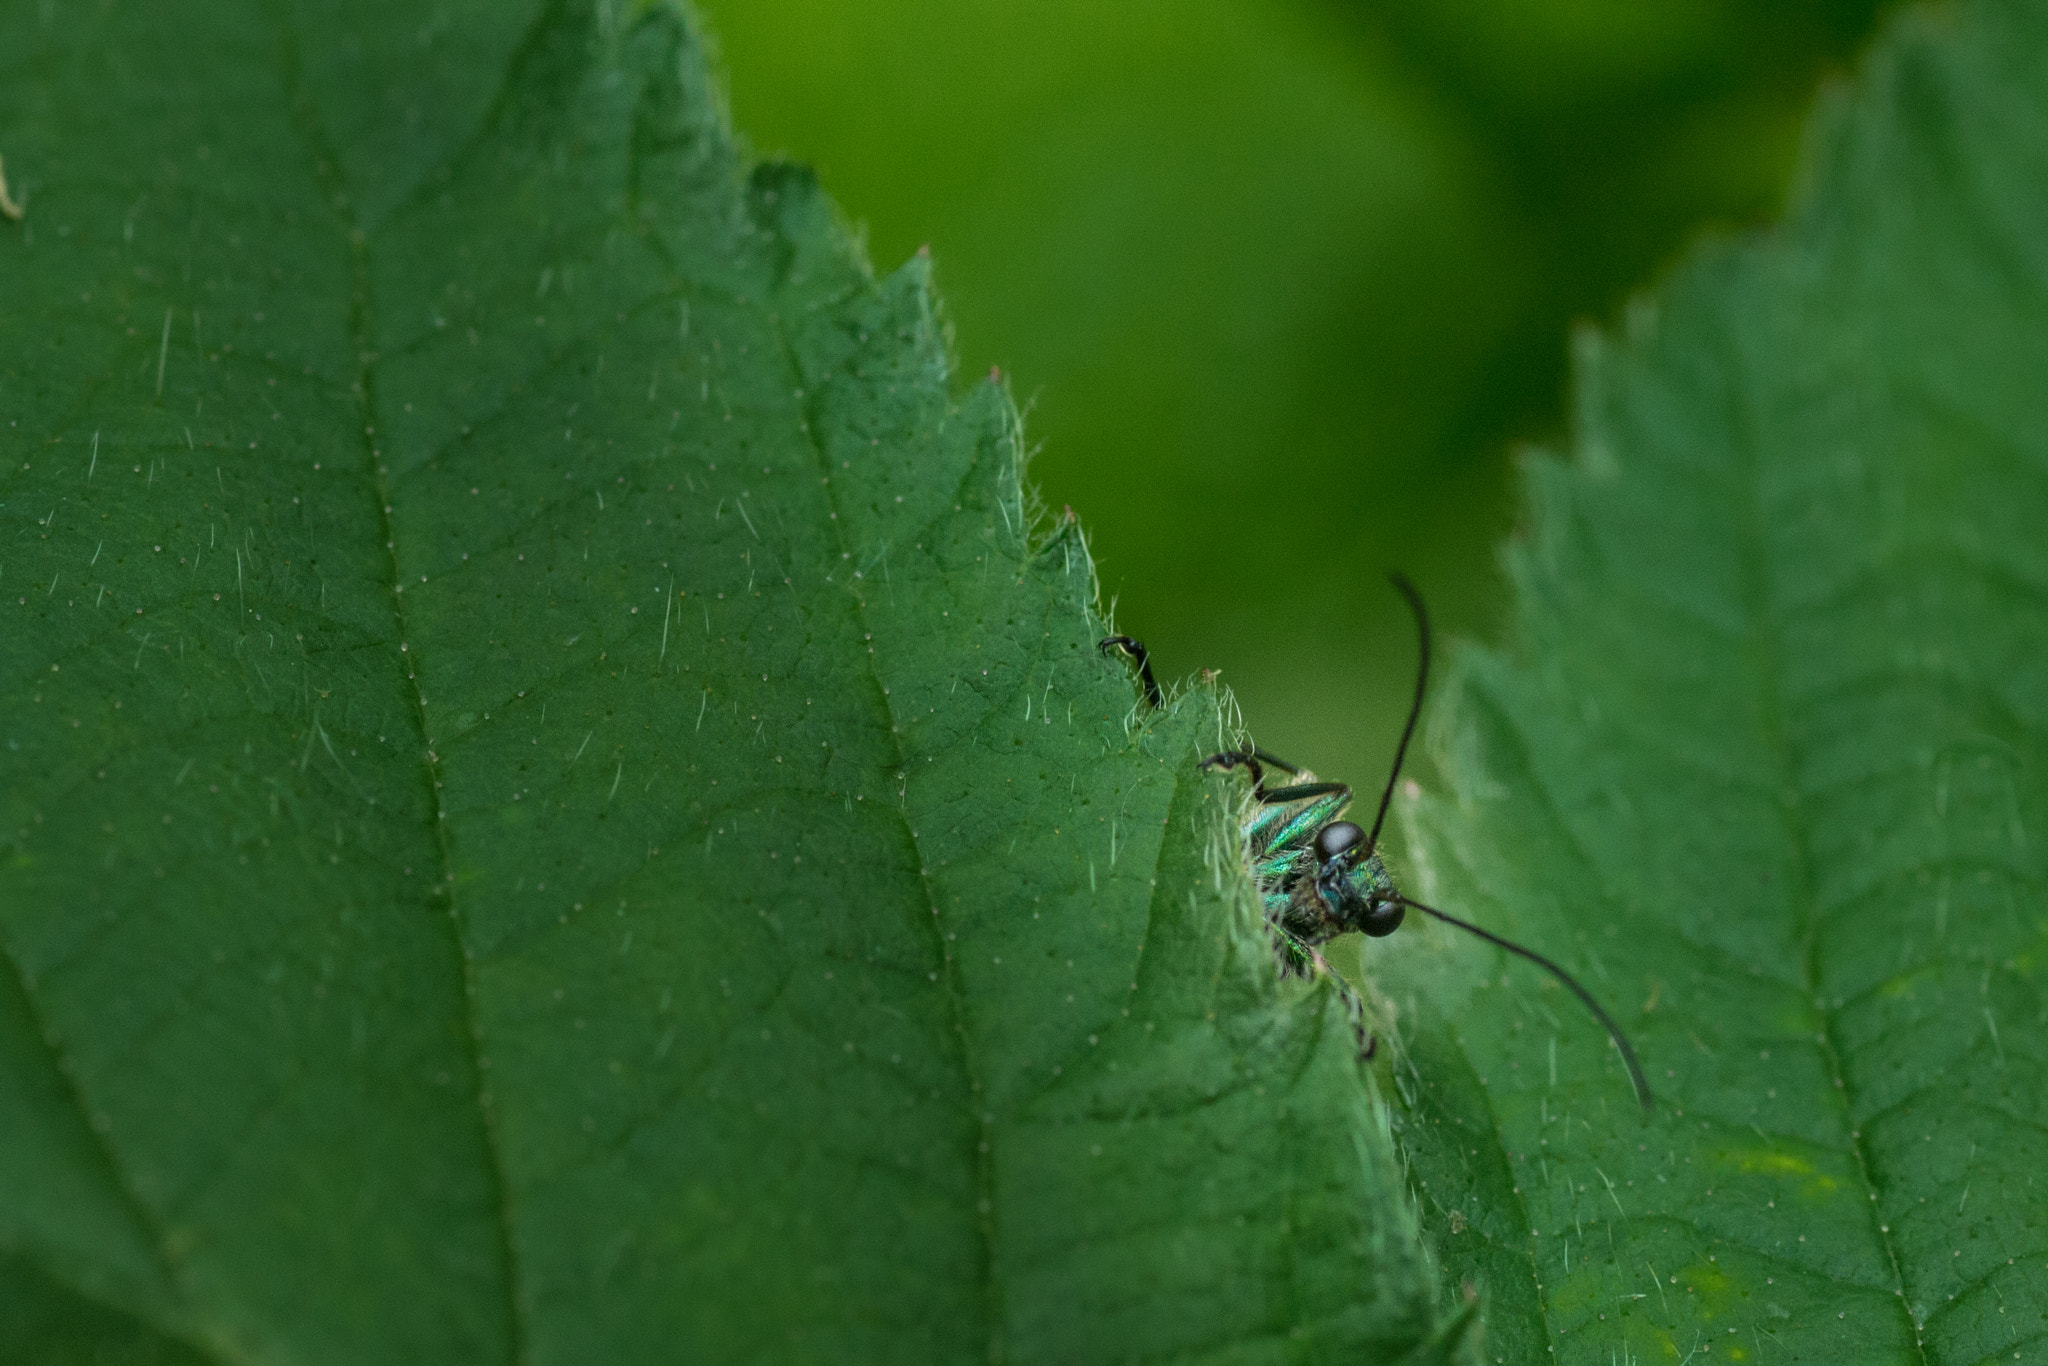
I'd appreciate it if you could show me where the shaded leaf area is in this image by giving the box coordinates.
[1375,1,2048,1361]
[0,2,1475,1363]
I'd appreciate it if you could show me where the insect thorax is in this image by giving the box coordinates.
[1241,774,1398,953]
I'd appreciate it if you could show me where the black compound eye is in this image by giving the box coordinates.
[1359,897,1405,938]
[1313,821,1366,863]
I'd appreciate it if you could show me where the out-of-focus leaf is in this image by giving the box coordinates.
[1384,1,2048,1360]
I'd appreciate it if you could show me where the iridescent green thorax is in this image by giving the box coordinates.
[1242,774,1396,957]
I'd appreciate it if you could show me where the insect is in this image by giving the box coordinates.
[1102,576,1652,1115]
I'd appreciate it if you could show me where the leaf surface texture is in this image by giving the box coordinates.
[0,4,1463,1362]
[1386,3,2048,1361]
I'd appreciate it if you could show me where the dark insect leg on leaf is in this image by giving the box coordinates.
[1198,747,1320,800]
[1099,635,1163,709]
[1272,922,1377,1060]
[1252,781,1350,804]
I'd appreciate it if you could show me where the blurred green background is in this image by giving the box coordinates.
[693,0,1889,788]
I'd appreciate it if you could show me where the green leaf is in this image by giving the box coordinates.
[1383,1,2048,1360]
[0,3,1474,1362]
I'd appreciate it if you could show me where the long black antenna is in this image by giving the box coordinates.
[1394,894,1653,1116]
[1367,573,1429,855]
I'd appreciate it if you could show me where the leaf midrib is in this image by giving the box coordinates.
[768,305,1005,1361]
[1408,415,1949,1358]
[1725,332,1929,1362]
[275,7,529,1363]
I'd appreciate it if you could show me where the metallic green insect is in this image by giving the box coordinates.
[1104,576,1652,1114]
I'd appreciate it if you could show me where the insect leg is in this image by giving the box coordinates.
[1200,748,1267,794]
[1272,923,1376,1060]
[1258,781,1348,804]
[1201,749,1346,807]
[1200,746,1305,780]
[1098,636,1163,709]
